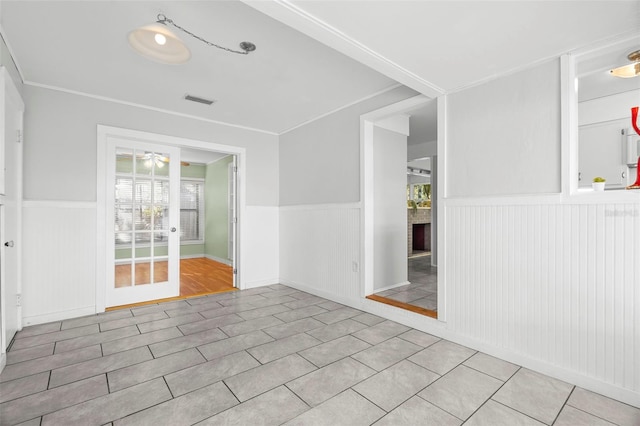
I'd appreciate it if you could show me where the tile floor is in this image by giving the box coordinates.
[1,284,639,425]
[375,255,438,311]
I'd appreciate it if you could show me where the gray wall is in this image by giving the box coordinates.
[278,85,418,206]
[447,59,561,197]
[22,85,279,206]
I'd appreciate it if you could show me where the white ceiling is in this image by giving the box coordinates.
[249,1,640,95]
[0,0,396,134]
[1,1,638,136]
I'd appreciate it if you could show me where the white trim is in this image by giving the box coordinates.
[279,202,361,211]
[561,33,640,200]
[96,125,248,312]
[204,254,232,266]
[443,192,640,207]
[0,352,5,374]
[279,83,403,135]
[0,24,26,84]
[27,82,278,136]
[23,306,96,327]
[360,94,443,302]
[435,95,447,320]
[241,1,443,98]
[22,200,97,209]
[179,254,206,260]
[0,67,25,363]
[374,280,411,293]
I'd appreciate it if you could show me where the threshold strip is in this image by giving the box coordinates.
[106,288,238,311]
[366,294,437,319]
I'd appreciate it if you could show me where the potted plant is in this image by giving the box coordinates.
[592,176,606,191]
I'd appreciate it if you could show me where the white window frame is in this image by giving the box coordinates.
[114,177,206,249]
[180,178,206,244]
[562,33,640,203]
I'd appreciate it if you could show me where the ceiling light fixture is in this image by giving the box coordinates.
[128,14,256,64]
[610,50,640,78]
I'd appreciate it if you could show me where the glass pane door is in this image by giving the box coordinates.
[107,139,180,307]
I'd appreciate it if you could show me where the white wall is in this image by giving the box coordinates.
[447,59,561,197]
[21,85,280,324]
[373,126,407,291]
[278,85,418,206]
[279,57,640,407]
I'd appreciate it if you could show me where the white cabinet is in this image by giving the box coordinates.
[578,118,627,188]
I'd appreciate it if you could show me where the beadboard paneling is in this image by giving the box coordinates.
[280,204,360,302]
[22,201,97,325]
[445,201,640,398]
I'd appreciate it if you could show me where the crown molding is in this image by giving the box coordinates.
[242,0,444,99]
[24,81,280,136]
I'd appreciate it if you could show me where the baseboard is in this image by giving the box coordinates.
[204,254,233,266]
[23,306,96,327]
[374,280,411,293]
[278,279,640,409]
[243,278,280,289]
[180,254,207,260]
[279,279,362,308]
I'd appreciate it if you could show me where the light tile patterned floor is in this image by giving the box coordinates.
[1,284,639,425]
[374,255,438,311]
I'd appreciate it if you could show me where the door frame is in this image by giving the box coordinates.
[96,125,246,312]
[360,94,447,321]
[0,66,24,366]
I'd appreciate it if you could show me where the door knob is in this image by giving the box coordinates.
[4,241,14,247]
[170,227,177,232]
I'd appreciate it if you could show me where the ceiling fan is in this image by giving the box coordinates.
[116,152,190,167]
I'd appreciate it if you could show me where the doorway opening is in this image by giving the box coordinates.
[361,95,444,320]
[96,126,246,312]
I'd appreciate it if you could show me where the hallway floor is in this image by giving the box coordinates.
[374,255,438,312]
[1,285,638,425]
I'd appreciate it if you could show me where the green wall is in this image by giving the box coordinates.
[205,156,233,260]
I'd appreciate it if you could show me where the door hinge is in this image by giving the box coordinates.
[16,294,22,307]
[233,166,238,173]
[233,268,237,275]
[16,130,22,144]
[233,217,237,224]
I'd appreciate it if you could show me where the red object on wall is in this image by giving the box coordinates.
[627,106,640,189]
[632,106,640,136]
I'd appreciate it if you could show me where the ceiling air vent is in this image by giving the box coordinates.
[184,94,215,105]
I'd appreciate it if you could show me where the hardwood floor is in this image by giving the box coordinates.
[110,257,235,310]
[179,257,234,297]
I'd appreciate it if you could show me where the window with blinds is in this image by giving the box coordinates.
[115,178,204,245]
[180,180,205,242]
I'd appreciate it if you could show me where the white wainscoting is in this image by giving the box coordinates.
[279,204,361,303]
[22,201,97,325]
[444,199,640,406]
[278,198,640,406]
[241,205,280,289]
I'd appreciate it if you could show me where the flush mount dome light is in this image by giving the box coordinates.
[610,50,640,78]
[128,14,256,65]
[128,19,191,64]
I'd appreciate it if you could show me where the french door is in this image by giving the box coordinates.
[105,138,180,307]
